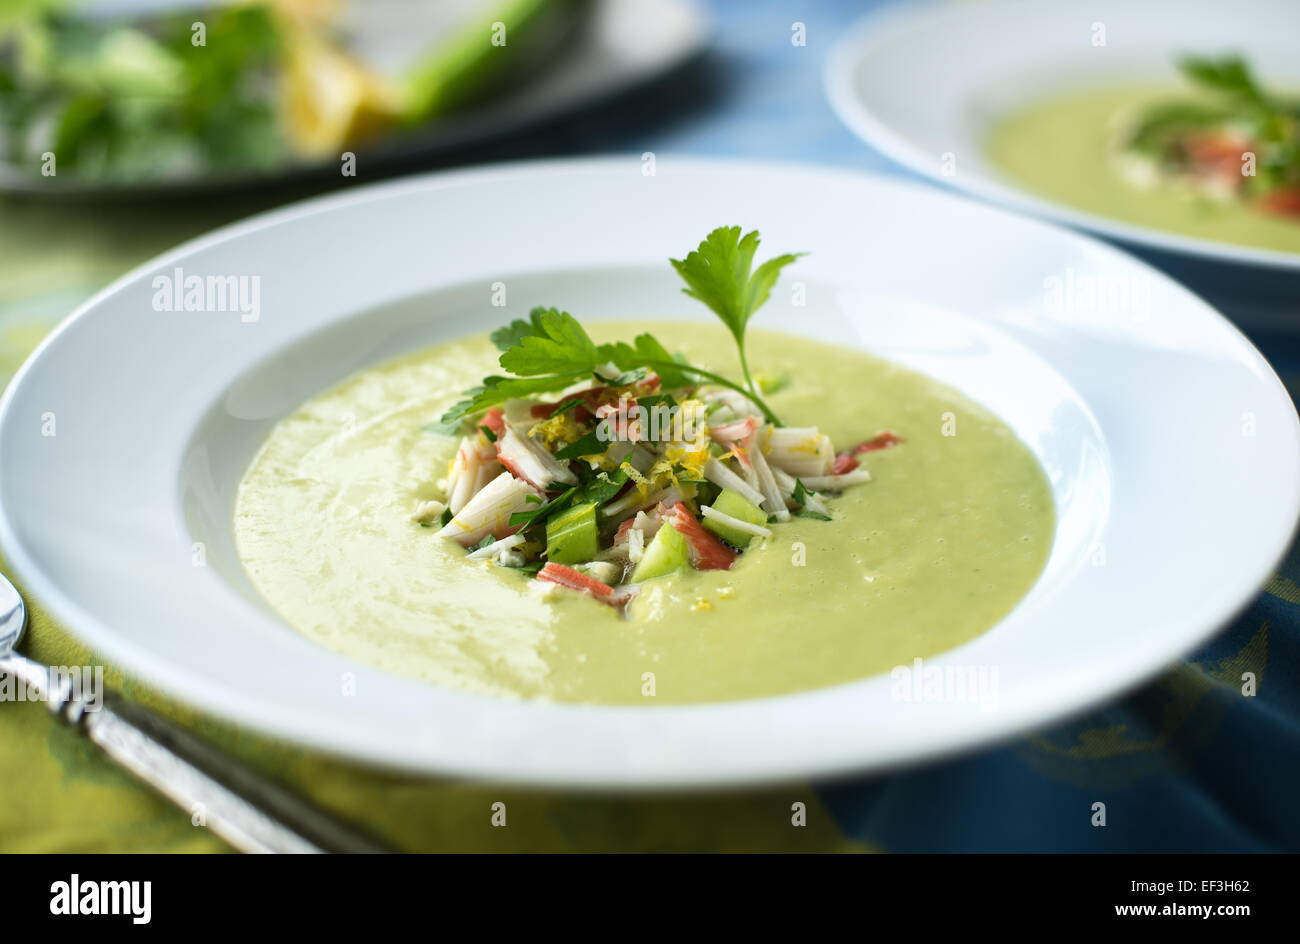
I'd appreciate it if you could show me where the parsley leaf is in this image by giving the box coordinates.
[1179,56,1268,106]
[509,487,578,527]
[555,426,608,460]
[489,308,550,352]
[439,373,585,425]
[498,308,602,376]
[443,229,804,427]
[602,333,693,389]
[670,226,804,395]
[595,365,648,386]
[580,469,630,505]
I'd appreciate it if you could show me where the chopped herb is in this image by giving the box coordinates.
[470,534,496,552]
[789,478,830,520]
[549,397,586,417]
[797,509,833,521]
[439,507,454,527]
[509,487,578,527]
[555,427,608,461]
[634,393,679,413]
[478,424,498,443]
[580,469,629,506]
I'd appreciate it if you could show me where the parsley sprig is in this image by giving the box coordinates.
[670,226,803,400]
[440,228,802,428]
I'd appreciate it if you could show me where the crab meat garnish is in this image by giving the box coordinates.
[1263,188,1300,216]
[748,435,790,521]
[410,499,446,524]
[798,469,873,491]
[702,457,765,507]
[480,407,506,438]
[1184,131,1251,185]
[595,400,646,443]
[446,432,501,514]
[536,562,617,603]
[832,453,859,474]
[851,431,904,455]
[614,508,663,543]
[496,427,579,490]
[662,502,737,571]
[770,466,831,517]
[530,386,608,423]
[436,472,542,547]
[708,416,761,468]
[765,426,835,478]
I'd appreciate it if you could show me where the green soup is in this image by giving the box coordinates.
[234,324,1054,704]
[987,85,1300,255]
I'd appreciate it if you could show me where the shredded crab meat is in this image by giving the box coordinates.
[798,468,873,491]
[704,388,763,419]
[445,433,500,514]
[466,532,526,561]
[702,456,765,507]
[578,561,621,585]
[627,527,646,563]
[496,426,579,490]
[410,499,446,524]
[710,417,760,472]
[748,429,790,521]
[701,504,773,539]
[771,466,832,517]
[535,561,638,609]
[436,472,541,547]
[765,426,835,478]
[662,502,737,571]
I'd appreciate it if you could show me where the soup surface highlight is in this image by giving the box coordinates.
[235,323,1055,704]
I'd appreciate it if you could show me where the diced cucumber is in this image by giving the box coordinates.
[630,522,689,583]
[703,488,768,549]
[545,501,598,565]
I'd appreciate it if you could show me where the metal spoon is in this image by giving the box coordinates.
[0,571,389,853]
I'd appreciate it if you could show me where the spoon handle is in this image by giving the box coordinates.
[3,654,390,854]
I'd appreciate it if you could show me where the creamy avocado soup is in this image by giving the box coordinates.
[988,85,1300,255]
[235,323,1054,704]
